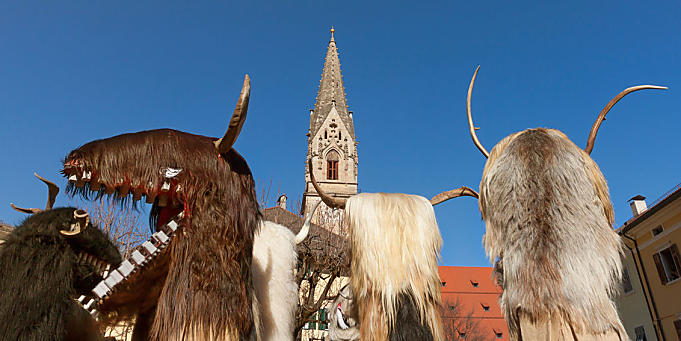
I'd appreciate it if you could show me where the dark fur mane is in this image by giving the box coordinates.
[0,207,121,341]
[63,128,261,340]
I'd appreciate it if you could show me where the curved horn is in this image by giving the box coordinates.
[35,173,59,210]
[467,66,489,158]
[585,85,667,154]
[10,203,41,214]
[60,209,89,236]
[307,158,347,209]
[295,200,322,244]
[214,74,251,154]
[430,186,479,206]
[10,173,60,214]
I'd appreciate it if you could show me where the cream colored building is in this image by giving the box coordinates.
[617,184,681,341]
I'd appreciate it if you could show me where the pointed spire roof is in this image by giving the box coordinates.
[311,28,355,139]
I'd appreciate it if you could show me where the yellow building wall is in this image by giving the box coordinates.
[616,251,657,341]
[623,196,681,340]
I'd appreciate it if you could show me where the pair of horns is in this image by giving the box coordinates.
[11,174,89,236]
[294,200,322,244]
[214,75,251,154]
[466,66,668,158]
[307,159,478,209]
[60,209,90,236]
[11,173,59,214]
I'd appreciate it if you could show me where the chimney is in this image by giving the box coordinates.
[276,194,287,210]
[628,195,647,217]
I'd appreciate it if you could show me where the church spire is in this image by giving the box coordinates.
[302,29,358,227]
[310,28,354,139]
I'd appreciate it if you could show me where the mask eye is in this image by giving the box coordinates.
[60,210,89,236]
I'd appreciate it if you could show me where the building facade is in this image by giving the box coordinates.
[301,28,358,236]
[617,183,681,341]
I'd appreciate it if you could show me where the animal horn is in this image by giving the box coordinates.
[307,158,347,209]
[467,66,489,158]
[60,209,89,236]
[10,204,41,214]
[430,186,479,206]
[295,200,322,244]
[10,173,60,214]
[214,74,251,154]
[585,84,667,154]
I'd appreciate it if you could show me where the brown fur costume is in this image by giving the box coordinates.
[464,66,666,340]
[62,76,260,340]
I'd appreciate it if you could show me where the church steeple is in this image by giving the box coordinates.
[310,28,354,140]
[302,29,358,232]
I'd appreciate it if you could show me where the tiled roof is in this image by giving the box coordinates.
[262,206,349,272]
[618,182,681,234]
[439,266,508,340]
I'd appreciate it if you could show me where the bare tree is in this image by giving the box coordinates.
[71,198,149,259]
[441,297,492,341]
[294,214,350,340]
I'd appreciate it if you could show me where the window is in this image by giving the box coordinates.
[652,225,664,237]
[481,303,490,312]
[622,267,634,294]
[304,309,328,330]
[458,331,466,338]
[441,281,447,287]
[634,326,647,341]
[470,280,479,288]
[494,330,503,338]
[326,150,339,180]
[653,244,681,284]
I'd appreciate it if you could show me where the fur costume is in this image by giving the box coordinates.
[464,66,667,340]
[308,159,447,341]
[252,200,318,341]
[345,193,444,341]
[62,76,261,340]
[252,221,302,341]
[0,207,121,341]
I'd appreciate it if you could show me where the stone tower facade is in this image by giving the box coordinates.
[302,29,358,233]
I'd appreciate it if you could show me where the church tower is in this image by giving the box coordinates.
[302,28,358,232]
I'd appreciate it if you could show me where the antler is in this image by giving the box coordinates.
[430,186,479,206]
[295,199,322,244]
[307,158,347,209]
[585,84,667,154]
[11,173,60,214]
[467,66,489,158]
[60,209,89,236]
[214,74,251,154]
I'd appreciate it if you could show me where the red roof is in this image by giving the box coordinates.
[439,266,509,340]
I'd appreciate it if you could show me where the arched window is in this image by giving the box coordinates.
[326,150,339,180]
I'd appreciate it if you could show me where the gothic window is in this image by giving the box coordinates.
[325,130,328,139]
[327,150,339,180]
[339,130,342,140]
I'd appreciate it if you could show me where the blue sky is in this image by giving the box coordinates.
[1,1,679,266]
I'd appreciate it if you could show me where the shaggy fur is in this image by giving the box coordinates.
[251,220,300,341]
[0,207,122,341]
[479,128,625,340]
[63,129,260,340]
[345,193,444,341]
